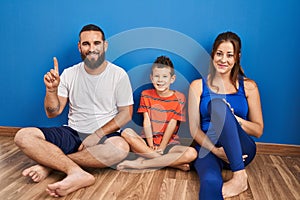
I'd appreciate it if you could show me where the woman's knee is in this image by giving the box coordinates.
[14,127,44,148]
[208,98,232,117]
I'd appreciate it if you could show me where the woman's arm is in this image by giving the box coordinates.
[237,79,264,138]
[189,79,217,152]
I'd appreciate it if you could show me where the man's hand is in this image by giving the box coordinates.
[78,133,101,151]
[44,57,60,92]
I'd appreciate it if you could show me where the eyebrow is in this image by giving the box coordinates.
[216,50,234,53]
[81,40,102,44]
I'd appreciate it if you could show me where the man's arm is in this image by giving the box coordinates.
[94,105,133,138]
[78,105,133,150]
[44,57,68,118]
[44,93,68,118]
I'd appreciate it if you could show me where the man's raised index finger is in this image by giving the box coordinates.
[53,57,59,73]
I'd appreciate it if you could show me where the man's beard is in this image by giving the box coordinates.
[81,51,105,70]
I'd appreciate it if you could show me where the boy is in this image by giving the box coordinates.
[117,56,197,171]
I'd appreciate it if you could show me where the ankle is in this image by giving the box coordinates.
[233,169,248,181]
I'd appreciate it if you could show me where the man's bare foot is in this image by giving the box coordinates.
[222,169,248,198]
[173,163,190,171]
[46,170,95,197]
[22,165,52,182]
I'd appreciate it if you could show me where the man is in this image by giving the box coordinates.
[14,24,133,197]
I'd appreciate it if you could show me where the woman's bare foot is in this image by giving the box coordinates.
[222,169,248,198]
[22,164,52,182]
[46,169,95,197]
[173,163,190,171]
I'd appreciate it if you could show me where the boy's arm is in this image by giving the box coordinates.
[143,112,154,148]
[158,118,177,151]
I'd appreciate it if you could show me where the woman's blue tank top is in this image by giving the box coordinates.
[200,77,248,132]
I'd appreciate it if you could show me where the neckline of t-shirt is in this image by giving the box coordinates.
[80,62,110,78]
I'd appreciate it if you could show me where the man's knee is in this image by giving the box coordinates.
[14,127,44,148]
[106,136,130,158]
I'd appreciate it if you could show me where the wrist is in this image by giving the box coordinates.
[211,146,218,154]
[94,129,104,139]
[46,88,57,93]
[238,120,242,127]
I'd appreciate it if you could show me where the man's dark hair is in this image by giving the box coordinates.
[79,24,105,41]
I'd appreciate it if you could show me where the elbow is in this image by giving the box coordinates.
[189,124,199,139]
[120,106,133,125]
[46,112,58,118]
[255,125,264,138]
[126,114,132,124]
[126,106,133,123]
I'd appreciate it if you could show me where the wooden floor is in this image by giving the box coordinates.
[0,135,299,200]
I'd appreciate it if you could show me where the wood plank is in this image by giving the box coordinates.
[115,170,156,200]
[143,169,168,200]
[269,155,300,199]
[1,126,300,156]
[0,126,20,136]
[256,142,300,157]
[0,135,299,200]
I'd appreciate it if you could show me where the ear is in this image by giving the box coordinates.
[150,74,153,82]
[104,41,108,52]
[78,41,81,53]
[170,74,176,84]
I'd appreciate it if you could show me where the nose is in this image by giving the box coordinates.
[89,43,96,52]
[220,54,227,63]
[158,76,164,82]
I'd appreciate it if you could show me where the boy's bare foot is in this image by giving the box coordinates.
[173,163,190,171]
[117,158,144,170]
[22,164,52,182]
[46,170,95,197]
[222,169,248,198]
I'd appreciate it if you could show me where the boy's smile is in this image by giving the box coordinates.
[151,67,176,97]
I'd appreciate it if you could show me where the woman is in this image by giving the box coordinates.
[188,31,263,199]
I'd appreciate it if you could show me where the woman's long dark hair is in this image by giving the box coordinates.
[209,31,246,92]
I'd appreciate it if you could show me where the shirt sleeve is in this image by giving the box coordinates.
[115,72,134,107]
[173,92,186,122]
[57,70,69,98]
[137,91,147,113]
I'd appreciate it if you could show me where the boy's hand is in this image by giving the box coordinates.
[155,149,164,155]
[44,57,60,92]
[156,145,166,155]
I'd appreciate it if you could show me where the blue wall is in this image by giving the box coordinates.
[0,0,299,145]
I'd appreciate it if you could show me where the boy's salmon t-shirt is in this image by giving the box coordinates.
[138,89,186,145]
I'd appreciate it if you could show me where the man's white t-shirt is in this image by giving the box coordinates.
[58,61,133,134]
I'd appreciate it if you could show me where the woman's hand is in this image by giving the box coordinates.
[213,146,248,163]
[213,147,229,163]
